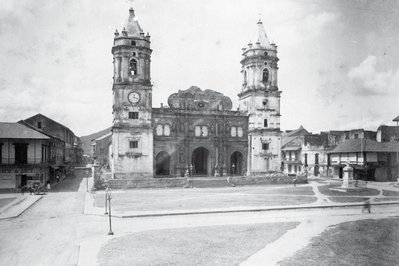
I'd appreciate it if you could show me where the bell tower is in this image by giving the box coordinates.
[238,20,282,175]
[111,8,153,178]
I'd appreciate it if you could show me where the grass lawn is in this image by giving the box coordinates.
[382,190,399,196]
[98,222,299,266]
[95,186,316,212]
[318,185,380,197]
[328,197,369,203]
[279,217,399,266]
[0,198,15,208]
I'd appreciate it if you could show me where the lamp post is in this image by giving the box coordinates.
[85,169,89,192]
[104,186,109,215]
[106,187,113,235]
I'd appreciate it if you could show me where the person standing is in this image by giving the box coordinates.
[362,199,371,213]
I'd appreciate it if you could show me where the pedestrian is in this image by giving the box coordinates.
[46,181,51,191]
[293,178,297,187]
[362,199,371,213]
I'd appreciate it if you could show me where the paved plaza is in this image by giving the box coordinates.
[1,170,399,265]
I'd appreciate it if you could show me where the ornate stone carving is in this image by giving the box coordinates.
[167,86,232,111]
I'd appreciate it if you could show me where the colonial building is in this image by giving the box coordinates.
[92,132,112,168]
[281,126,309,175]
[23,114,83,166]
[110,9,282,179]
[329,139,399,181]
[0,123,51,191]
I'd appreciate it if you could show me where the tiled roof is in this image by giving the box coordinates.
[0,122,49,139]
[330,139,399,153]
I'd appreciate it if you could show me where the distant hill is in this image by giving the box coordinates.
[80,127,112,156]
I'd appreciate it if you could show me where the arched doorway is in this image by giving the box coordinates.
[155,151,170,176]
[192,147,210,176]
[230,151,243,175]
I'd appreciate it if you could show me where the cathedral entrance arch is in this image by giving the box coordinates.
[230,151,244,175]
[192,147,211,176]
[155,151,170,176]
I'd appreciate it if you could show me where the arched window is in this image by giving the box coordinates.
[156,125,163,136]
[164,125,171,136]
[231,126,237,137]
[130,59,137,75]
[201,126,208,137]
[264,119,268,128]
[262,68,269,82]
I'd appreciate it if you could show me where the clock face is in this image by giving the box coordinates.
[128,92,140,104]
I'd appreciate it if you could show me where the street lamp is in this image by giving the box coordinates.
[106,187,113,235]
[104,186,109,215]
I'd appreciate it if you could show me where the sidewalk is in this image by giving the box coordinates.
[0,194,42,220]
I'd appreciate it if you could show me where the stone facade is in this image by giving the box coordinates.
[110,9,282,179]
[238,20,282,175]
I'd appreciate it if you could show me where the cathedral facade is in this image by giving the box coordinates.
[110,9,282,179]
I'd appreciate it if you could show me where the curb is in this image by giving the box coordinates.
[85,199,399,219]
[0,195,43,220]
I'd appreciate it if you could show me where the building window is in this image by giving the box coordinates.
[262,68,269,82]
[315,153,319,165]
[202,126,208,137]
[354,133,359,139]
[262,143,269,150]
[129,141,138,149]
[264,119,268,127]
[237,127,243,137]
[14,143,28,164]
[37,122,42,129]
[130,59,137,75]
[243,70,247,84]
[156,124,163,136]
[304,153,308,166]
[231,126,237,137]
[195,126,208,137]
[0,144,2,164]
[128,112,139,119]
[131,40,136,46]
[264,52,268,56]
[195,126,201,137]
[164,125,171,136]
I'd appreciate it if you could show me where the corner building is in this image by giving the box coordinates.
[111,9,282,179]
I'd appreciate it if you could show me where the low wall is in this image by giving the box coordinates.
[230,173,307,186]
[106,178,188,189]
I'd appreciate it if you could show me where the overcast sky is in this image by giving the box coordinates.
[1,0,398,136]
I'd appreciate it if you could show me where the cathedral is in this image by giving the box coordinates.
[110,8,282,180]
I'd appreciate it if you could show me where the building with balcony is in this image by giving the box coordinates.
[0,122,52,191]
[23,114,83,167]
[281,126,308,175]
[329,138,399,181]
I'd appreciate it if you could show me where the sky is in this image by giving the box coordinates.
[0,0,398,136]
